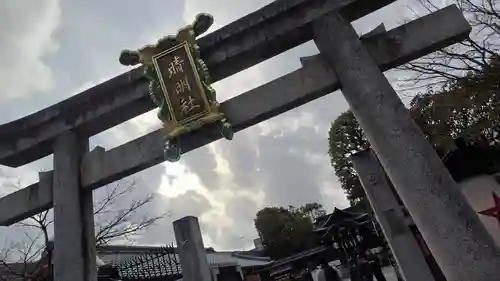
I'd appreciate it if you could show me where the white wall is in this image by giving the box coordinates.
[458,174,500,248]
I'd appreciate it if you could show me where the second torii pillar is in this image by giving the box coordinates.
[351,149,436,281]
[312,9,500,281]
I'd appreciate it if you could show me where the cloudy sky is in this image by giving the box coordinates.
[0,0,453,253]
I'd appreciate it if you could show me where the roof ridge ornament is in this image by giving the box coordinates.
[119,13,233,162]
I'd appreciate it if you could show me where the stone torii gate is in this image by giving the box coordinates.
[1,0,500,280]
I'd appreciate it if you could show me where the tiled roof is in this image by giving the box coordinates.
[98,245,271,279]
[97,245,271,272]
[262,246,333,272]
[206,252,271,268]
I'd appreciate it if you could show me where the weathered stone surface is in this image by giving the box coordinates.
[0,0,395,167]
[313,7,500,281]
[53,132,86,281]
[173,216,212,281]
[0,6,470,225]
[351,149,436,281]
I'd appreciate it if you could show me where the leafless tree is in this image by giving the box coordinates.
[398,0,500,91]
[0,229,45,281]
[0,180,167,280]
[93,180,166,246]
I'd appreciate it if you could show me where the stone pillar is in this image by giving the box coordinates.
[312,11,500,281]
[173,216,212,281]
[351,149,435,281]
[82,186,97,281]
[79,137,97,281]
[53,131,97,281]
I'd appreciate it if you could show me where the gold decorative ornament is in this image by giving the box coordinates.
[119,13,233,162]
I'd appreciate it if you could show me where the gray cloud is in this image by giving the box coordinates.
[181,40,351,206]
[187,193,261,250]
[49,0,185,88]
[0,0,433,253]
[136,190,214,245]
[0,0,60,102]
[181,147,220,190]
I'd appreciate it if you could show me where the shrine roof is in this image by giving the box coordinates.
[261,245,334,273]
[315,207,369,229]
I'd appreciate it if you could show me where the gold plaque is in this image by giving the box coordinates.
[152,42,211,125]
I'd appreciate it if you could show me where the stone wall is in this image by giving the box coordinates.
[458,174,500,248]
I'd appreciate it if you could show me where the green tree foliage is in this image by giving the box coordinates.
[328,111,370,205]
[328,56,500,203]
[411,55,500,151]
[254,203,325,259]
[291,202,327,222]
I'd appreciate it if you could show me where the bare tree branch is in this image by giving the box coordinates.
[94,192,168,246]
[398,0,500,93]
[1,179,166,280]
[93,180,169,246]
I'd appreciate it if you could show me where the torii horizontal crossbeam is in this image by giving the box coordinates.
[0,0,395,167]
[0,6,470,226]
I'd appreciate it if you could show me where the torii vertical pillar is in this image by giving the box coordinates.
[351,149,435,281]
[53,131,97,281]
[173,216,212,281]
[312,11,500,281]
